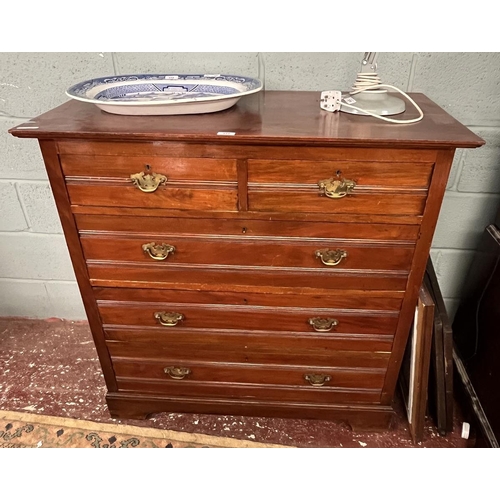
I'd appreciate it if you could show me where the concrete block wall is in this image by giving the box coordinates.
[1,52,499,320]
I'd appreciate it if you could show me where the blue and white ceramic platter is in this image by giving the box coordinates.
[66,73,263,116]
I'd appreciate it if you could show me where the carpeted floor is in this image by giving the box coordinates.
[0,317,469,448]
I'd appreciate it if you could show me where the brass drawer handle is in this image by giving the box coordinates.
[308,317,339,332]
[142,242,176,261]
[164,366,191,380]
[154,311,184,327]
[315,249,347,266]
[304,374,331,387]
[318,176,356,198]
[130,168,167,193]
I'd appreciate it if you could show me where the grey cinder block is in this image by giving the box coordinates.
[0,182,28,231]
[0,233,76,281]
[17,182,63,234]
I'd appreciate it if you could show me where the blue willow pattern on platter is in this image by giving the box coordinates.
[67,74,262,102]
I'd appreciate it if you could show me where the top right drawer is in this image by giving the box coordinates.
[247,159,434,216]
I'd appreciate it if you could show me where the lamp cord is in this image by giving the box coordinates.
[342,71,424,124]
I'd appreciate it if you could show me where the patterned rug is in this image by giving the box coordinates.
[0,410,288,448]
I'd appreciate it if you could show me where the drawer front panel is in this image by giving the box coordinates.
[94,287,404,312]
[88,264,409,291]
[106,330,394,353]
[248,189,427,216]
[115,378,382,404]
[57,141,438,163]
[61,155,237,182]
[67,183,238,211]
[111,358,386,390]
[98,302,398,334]
[81,235,415,271]
[106,336,392,365]
[76,214,421,242]
[247,158,430,216]
[248,160,434,188]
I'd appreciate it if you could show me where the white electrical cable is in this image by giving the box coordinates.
[341,71,424,124]
[350,71,384,93]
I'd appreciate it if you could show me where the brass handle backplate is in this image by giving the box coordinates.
[318,176,356,199]
[130,170,167,193]
[304,374,331,387]
[154,311,184,327]
[308,317,339,332]
[315,249,348,266]
[142,242,176,261]
[164,366,191,380]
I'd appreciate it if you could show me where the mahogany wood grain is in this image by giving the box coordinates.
[37,141,117,392]
[10,92,484,149]
[248,160,434,188]
[104,329,394,353]
[57,141,440,161]
[105,392,394,429]
[80,235,415,271]
[105,337,391,366]
[75,214,421,242]
[94,286,404,311]
[236,159,248,211]
[93,279,407,298]
[71,205,424,226]
[248,189,427,216]
[87,264,409,291]
[97,302,399,334]
[111,381,383,405]
[111,358,386,389]
[67,183,238,211]
[60,155,237,181]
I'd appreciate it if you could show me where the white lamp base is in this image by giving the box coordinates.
[341,91,406,116]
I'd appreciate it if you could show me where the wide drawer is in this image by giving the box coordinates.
[80,213,415,291]
[98,300,399,335]
[111,355,385,404]
[81,234,415,272]
[247,159,431,216]
[111,358,386,390]
[98,287,398,353]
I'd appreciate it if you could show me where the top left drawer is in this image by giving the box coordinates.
[60,155,237,182]
[60,153,238,211]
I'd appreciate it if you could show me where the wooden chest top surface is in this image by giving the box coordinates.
[10,91,484,149]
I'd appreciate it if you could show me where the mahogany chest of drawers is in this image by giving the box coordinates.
[10,91,484,430]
